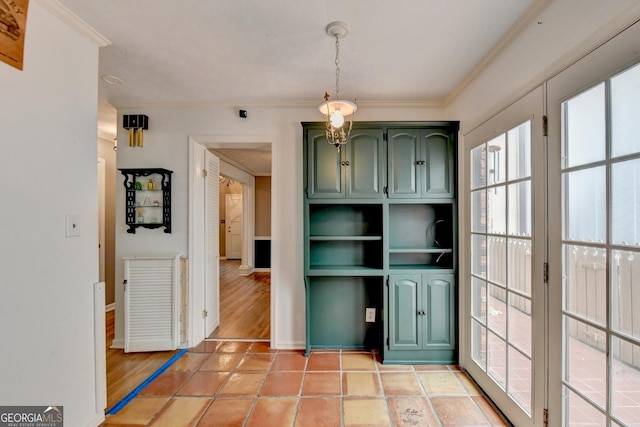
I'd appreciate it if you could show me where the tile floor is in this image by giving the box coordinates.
[101,341,510,426]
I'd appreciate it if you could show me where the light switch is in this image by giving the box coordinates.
[365,307,376,323]
[66,215,81,237]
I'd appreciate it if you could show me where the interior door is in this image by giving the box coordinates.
[225,193,243,259]
[462,86,546,426]
[204,151,220,337]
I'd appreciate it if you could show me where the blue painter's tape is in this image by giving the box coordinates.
[106,348,188,415]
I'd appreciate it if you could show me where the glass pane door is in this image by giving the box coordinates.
[560,62,640,426]
[463,86,546,426]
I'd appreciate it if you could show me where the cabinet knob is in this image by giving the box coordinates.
[341,160,351,166]
[416,160,426,166]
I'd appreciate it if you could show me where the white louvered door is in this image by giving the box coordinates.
[124,255,180,352]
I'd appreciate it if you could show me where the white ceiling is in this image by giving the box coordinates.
[57,0,546,173]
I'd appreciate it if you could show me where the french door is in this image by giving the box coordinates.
[461,19,640,426]
[462,85,547,426]
[547,28,640,425]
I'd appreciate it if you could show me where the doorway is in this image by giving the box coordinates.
[188,137,274,345]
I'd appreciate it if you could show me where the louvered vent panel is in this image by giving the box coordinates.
[124,256,180,352]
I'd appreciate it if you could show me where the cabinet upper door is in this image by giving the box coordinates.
[306,127,385,199]
[422,274,455,350]
[345,129,385,199]
[422,130,454,198]
[388,129,420,198]
[388,275,421,350]
[306,129,344,198]
[388,128,454,199]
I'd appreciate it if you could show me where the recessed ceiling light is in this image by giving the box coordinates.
[101,74,123,85]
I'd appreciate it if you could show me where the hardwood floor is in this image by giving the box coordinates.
[104,310,179,410]
[208,260,270,339]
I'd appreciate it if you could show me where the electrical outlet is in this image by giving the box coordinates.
[365,307,376,323]
[66,215,81,237]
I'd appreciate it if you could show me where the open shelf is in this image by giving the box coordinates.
[309,204,382,237]
[389,203,454,269]
[306,276,383,351]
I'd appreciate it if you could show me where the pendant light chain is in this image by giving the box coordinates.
[335,35,341,99]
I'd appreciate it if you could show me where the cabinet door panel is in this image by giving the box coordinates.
[307,129,344,198]
[346,129,385,198]
[423,275,455,349]
[389,276,421,350]
[388,130,420,198]
[423,131,453,198]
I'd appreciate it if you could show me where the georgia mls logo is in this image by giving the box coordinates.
[0,405,63,427]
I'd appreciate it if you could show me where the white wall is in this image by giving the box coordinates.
[114,104,447,348]
[0,2,104,426]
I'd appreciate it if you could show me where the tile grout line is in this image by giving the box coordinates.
[412,367,445,427]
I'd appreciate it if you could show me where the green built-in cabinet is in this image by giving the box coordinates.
[303,122,458,363]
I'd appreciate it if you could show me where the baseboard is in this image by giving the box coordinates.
[105,303,115,312]
[253,268,271,273]
[84,412,105,427]
[110,338,124,349]
[238,264,253,276]
[272,340,306,350]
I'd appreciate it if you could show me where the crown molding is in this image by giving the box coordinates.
[35,0,111,47]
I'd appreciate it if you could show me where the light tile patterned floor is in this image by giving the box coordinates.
[101,341,510,426]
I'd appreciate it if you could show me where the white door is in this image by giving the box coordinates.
[204,151,220,337]
[548,58,640,426]
[226,193,243,259]
[463,86,546,426]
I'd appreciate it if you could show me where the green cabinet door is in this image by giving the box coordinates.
[306,128,344,198]
[345,129,385,198]
[307,127,384,199]
[389,274,455,352]
[422,131,454,198]
[422,274,455,350]
[388,275,421,350]
[388,128,454,199]
[388,129,420,198]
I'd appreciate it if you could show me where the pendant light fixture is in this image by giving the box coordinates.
[318,21,357,151]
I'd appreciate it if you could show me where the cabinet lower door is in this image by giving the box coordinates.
[388,275,421,350]
[422,275,455,350]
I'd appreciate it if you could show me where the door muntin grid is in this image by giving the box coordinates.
[471,120,534,415]
[561,62,640,426]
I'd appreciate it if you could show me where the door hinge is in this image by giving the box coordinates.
[123,279,127,291]
[542,115,548,137]
[386,338,389,346]
[543,408,548,427]
[202,309,208,318]
[544,262,549,284]
[383,132,388,142]
[386,277,389,287]
[202,169,208,177]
